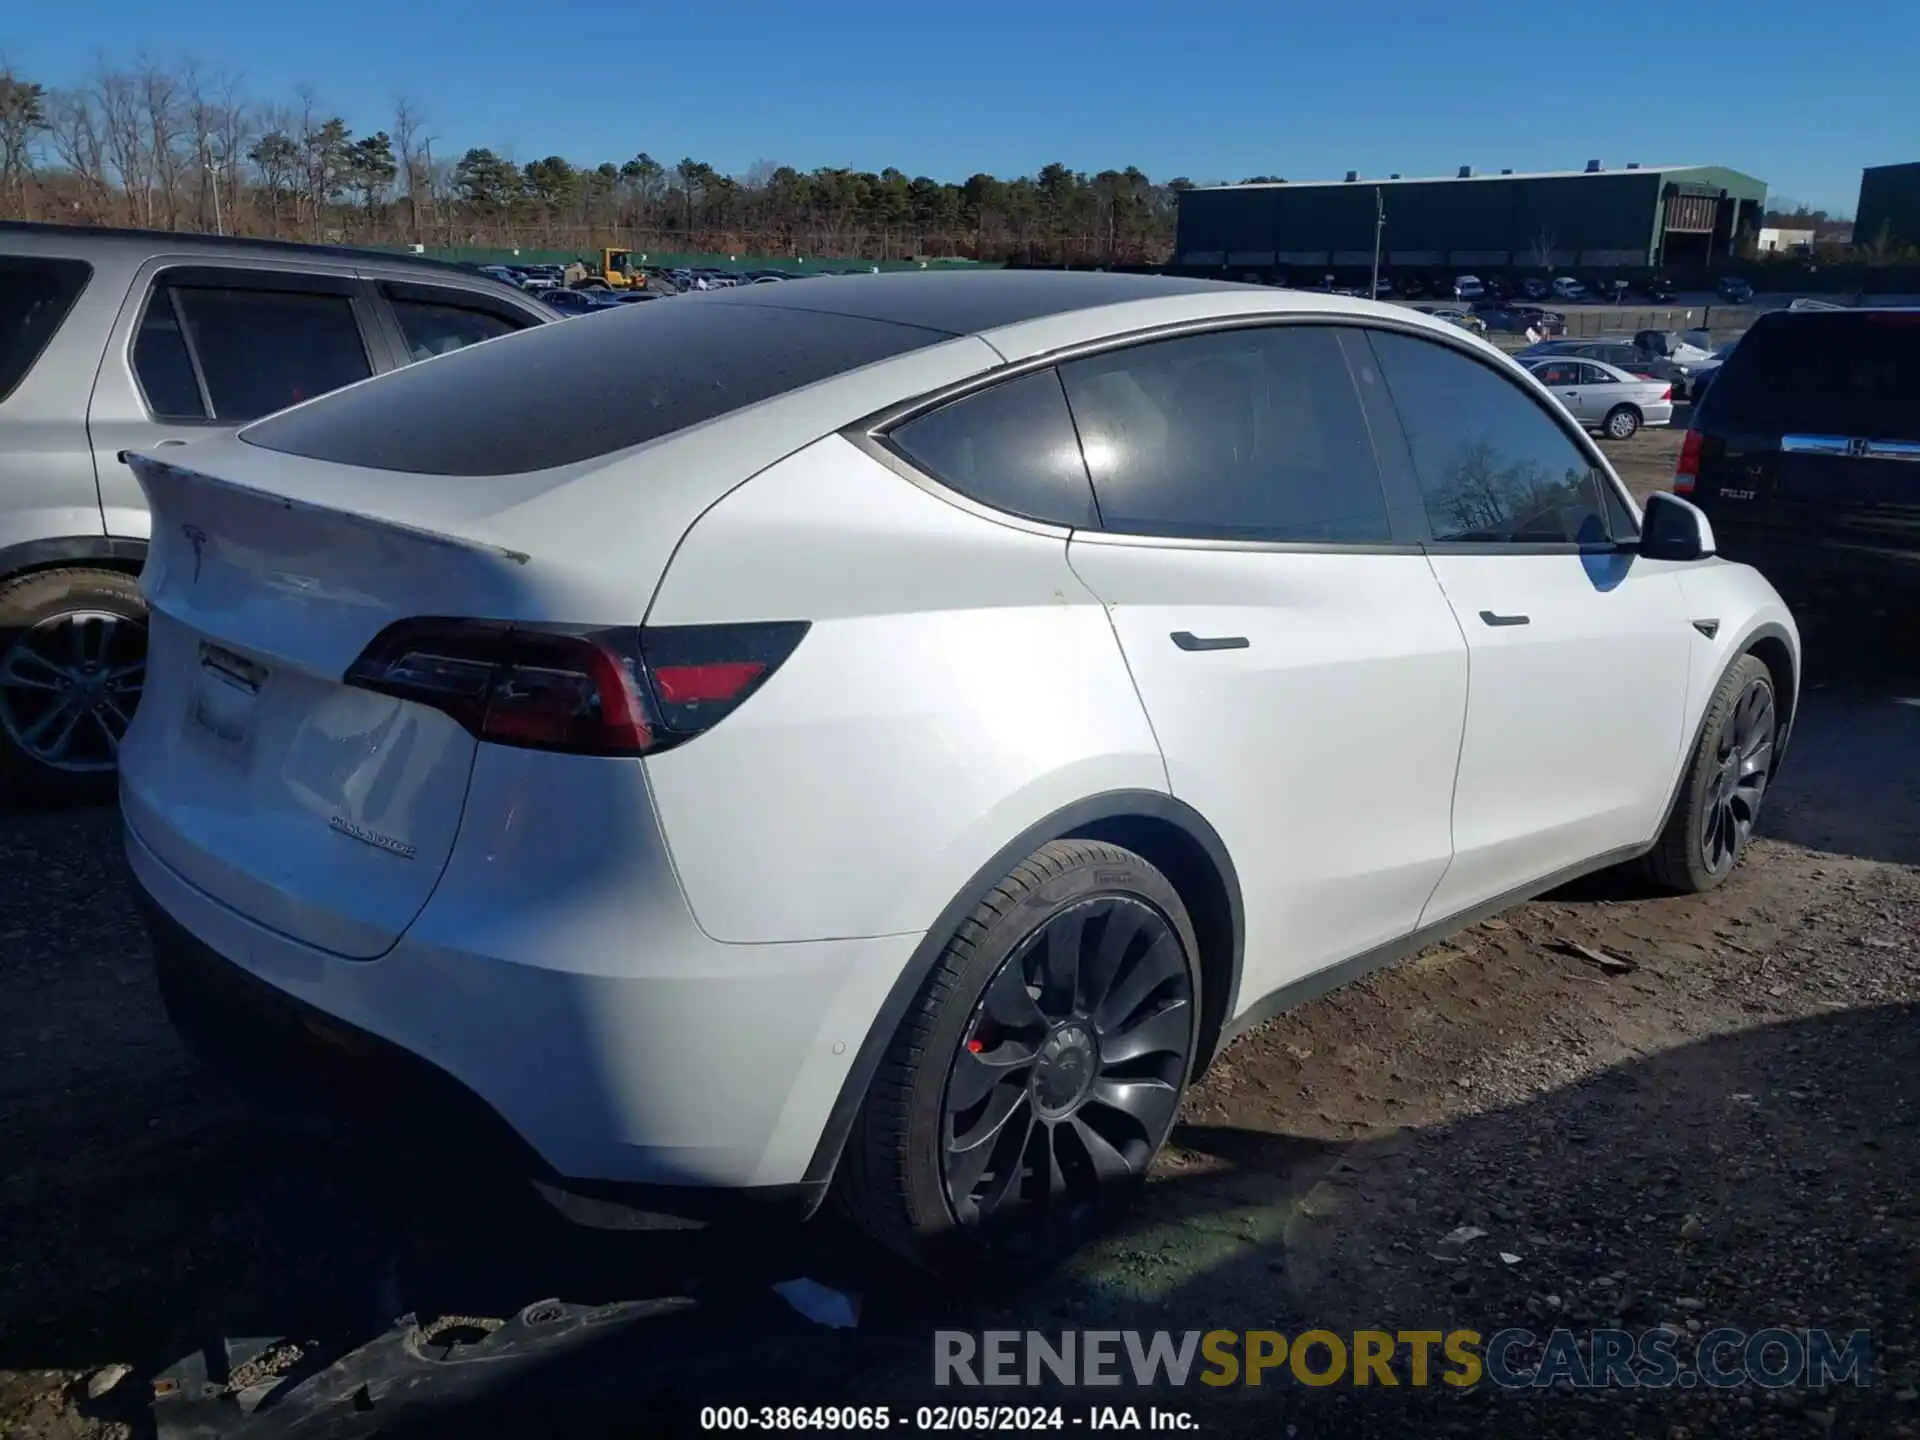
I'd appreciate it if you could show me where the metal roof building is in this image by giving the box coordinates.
[1174,162,1768,274]
[1855,162,1920,253]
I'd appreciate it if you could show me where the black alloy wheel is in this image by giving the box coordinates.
[940,895,1192,1249]
[1642,652,1778,894]
[1701,673,1776,876]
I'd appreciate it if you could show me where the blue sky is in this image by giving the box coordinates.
[7,0,1908,213]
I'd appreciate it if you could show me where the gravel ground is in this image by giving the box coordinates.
[3,451,1917,1436]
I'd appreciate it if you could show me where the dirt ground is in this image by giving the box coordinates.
[5,429,1918,1438]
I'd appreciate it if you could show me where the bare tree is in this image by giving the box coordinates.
[46,87,111,221]
[139,61,184,228]
[0,68,49,219]
[392,97,429,243]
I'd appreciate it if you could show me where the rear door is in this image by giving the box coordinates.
[1058,323,1469,1008]
[1532,359,1596,424]
[88,262,389,541]
[1365,327,1694,919]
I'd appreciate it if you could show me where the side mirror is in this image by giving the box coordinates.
[1639,490,1716,562]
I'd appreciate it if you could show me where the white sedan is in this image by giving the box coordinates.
[118,275,1798,1276]
[1526,355,1676,439]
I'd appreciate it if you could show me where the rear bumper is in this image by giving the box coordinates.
[126,802,920,1206]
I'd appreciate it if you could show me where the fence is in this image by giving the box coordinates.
[363,243,999,275]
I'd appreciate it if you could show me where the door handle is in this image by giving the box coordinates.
[1479,610,1531,627]
[1170,631,1250,652]
[156,439,189,447]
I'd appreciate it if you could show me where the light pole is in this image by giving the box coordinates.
[1371,187,1386,300]
[206,158,227,236]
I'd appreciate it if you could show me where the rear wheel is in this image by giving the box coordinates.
[1603,405,1641,440]
[1643,653,1776,893]
[836,840,1200,1278]
[0,567,147,805]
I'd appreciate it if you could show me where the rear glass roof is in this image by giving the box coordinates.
[241,300,952,475]
[698,270,1247,334]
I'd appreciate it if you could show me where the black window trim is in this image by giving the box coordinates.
[128,266,388,426]
[846,310,1639,556]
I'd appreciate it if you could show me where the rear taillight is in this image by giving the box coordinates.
[344,618,808,755]
[1674,429,1703,495]
[1661,385,1674,402]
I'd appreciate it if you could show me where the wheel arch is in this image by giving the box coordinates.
[0,535,148,585]
[802,789,1244,1191]
[1648,618,1799,848]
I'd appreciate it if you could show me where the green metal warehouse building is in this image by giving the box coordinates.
[1174,162,1768,275]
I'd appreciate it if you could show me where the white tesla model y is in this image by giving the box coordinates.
[119,274,1798,1273]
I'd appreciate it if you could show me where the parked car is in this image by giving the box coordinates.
[1512,306,1567,335]
[1519,277,1550,301]
[540,288,626,315]
[1684,340,1742,400]
[0,221,552,801]
[119,272,1796,1276]
[1716,276,1755,304]
[477,264,525,289]
[511,266,561,293]
[1483,275,1514,302]
[1452,274,1486,301]
[1679,306,1918,604]
[1428,307,1488,335]
[1525,356,1675,439]
[1471,306,1540,334]
[1398,276,1430,300]
[1368,275,1394,298]
[1640,276,1677,302]
[1521,337,1691,395]
[1552,276,1588,301]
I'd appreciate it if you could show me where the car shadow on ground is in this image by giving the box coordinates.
[18,1004,1914,1438]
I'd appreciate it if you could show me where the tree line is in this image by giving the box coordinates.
[0,62,1195,262]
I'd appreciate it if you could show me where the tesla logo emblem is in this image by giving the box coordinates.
[181,523,208,584]
[1847,438,1871,458]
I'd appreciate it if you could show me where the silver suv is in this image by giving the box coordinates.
[0,223,553,802]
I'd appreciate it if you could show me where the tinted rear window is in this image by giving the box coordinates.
[0,257,92,404]
[1701,312,1920,438]
[243,300,948,474]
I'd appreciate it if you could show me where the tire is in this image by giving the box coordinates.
[1603,405,1641,440]
[1642,653,1777,893]
[0,567,148,806]
[835,839,1202,1279]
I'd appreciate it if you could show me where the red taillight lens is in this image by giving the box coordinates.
[344,618,807,755]
[1674,429,1703,495]
[639,621,811,740]
[1661,385,1674,402]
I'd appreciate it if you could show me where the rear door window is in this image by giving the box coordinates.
[887,369,1097,527]
[1700,311,1920,439]
[0,257,92,405]
[381,282,538,362]
[132,296,207,419]
[1057,324,1394,543]
[173,286,372,421]
[132,274,375,423]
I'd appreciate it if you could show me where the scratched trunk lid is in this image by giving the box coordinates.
[116,447,565,958]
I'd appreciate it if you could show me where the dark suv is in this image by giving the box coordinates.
[1677,308,1920,605]
[0,223,552,801]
